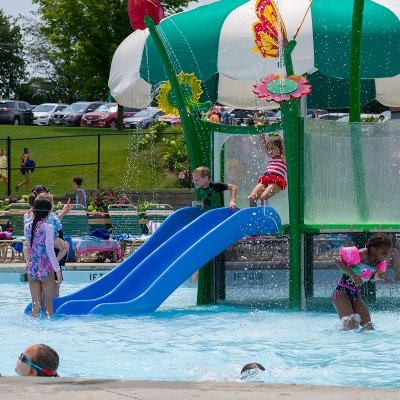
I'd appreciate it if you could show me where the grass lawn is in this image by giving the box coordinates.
[0,125,186,196]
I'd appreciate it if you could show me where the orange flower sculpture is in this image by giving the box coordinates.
[252,0,288,59]
[253,74,312,103]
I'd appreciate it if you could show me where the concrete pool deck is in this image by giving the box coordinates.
[1,378,399,400]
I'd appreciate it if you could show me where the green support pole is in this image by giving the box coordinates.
[281,102,302,310]
[349,0,364,123]
[280,40,302,310]
[144,16,214,305]
[349,0,369,222]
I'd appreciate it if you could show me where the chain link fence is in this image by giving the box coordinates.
[0,132,184,196]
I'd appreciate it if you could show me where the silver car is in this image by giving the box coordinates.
[0,100,34,125]
[123,108,164,129]
[33,103,68,126]
[52,101,105,126]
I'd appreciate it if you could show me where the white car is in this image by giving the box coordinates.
[33,103,68,126]
[317,113,349,121]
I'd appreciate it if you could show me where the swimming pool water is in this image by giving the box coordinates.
[1,279,400,387]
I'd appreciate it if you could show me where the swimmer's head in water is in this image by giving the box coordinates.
[240,362,265,379]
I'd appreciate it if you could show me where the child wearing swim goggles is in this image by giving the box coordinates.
[15,344,59,377]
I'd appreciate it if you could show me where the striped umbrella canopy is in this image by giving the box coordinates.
[109,0,400,110]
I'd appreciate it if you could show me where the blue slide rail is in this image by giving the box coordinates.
[53,206,281,316]
[24,206,202,315]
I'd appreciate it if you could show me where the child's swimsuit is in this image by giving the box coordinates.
[258,156,287,190]
[24,221,60,281]
[24,212,62,239]
[334,247,386,303]
[199,182,229,212]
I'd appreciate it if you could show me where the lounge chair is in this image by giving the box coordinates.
[60,204,121,262]
[145,204,174,234]
[8,203,31,237]
[5,203,31,262]
[108,204,146,257]
[87,212,112,232]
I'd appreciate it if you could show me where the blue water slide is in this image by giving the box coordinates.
[24,206,202,315]
[56,206,281,316]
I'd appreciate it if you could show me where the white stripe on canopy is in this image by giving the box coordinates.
[217,74,280,109]
[376,75,400,107]
[372,0,400,19]
[113,78,153,108]
[217,0,314,80]
[109,29,150,100]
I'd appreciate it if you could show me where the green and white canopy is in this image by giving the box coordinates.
[109,0,400,109]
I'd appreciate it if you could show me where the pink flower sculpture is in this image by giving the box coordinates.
[253,74,312,103]
[127,0,165,31]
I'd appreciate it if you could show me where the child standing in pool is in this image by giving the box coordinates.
[23,193,69,270]
[249,134,286,207]
[332,233,391,330]
[25,198,62,317]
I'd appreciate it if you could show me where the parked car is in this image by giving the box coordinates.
[33,103,69,126]
[158,114,181,125]
[337,114,380,122]
[317,113,349,121]
[81,103,140,128]
[52,101,105,126]
[0,100,34,125]
[228,109,258,125]
[274,109,328,120]
[123,108,164,129]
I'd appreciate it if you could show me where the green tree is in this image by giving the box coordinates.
[14,77,68,105]
[20,16,79,104]
[31,0,194,102]
[0,9,26,98]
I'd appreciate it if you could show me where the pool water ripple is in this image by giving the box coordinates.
[1,282,400,386]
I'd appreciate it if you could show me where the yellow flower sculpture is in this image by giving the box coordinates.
[252,0,288,59]
[156,72,203,115]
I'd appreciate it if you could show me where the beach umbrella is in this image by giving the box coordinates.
[109,0,400,109]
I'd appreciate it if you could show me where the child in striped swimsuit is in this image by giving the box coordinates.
[249,134,286,206]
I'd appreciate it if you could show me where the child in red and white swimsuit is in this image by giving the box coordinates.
[249,134,286,207]
[332,233,392,330]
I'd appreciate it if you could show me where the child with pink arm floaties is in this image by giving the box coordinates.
[332,233,392,330]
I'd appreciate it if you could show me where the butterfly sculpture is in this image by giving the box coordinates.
[252,0,288,59]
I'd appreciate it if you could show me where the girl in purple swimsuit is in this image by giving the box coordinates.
[24,198,62,317]
[332,233,392,330]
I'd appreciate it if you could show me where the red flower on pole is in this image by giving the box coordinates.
[253,74,312,103]
[127,0,165,31]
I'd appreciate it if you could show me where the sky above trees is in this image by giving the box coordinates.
[1,0,219,104]
[3,0,218,20]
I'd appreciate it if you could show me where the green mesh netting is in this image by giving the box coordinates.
[304,119,400,225]
[213,130,289,224]
[212,122,400,308]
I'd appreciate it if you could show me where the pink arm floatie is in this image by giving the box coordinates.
[340,247,360,265]
[340,246,386,272]
[377,261,386,272]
